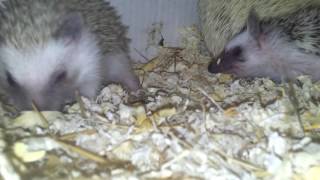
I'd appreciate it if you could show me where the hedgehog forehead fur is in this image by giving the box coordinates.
[0,0,130,53]
[0,0,65,50]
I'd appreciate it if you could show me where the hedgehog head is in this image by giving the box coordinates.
[0,13,101,110]
[208,9,301,82]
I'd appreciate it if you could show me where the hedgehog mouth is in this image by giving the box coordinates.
[221,65,247,79]
[208,61,240,75]
[225,64,241,74]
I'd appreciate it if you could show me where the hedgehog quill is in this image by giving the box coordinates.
[0,0,139,110]
[208,6,320,82]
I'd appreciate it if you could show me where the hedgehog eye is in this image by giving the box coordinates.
[230,46,246,62]
[231,46,242,57]
[6,71,17,87]
[53,71,67,84]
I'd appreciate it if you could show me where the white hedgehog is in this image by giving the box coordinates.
[0,0,139,110]
[208,6,320,82]
[199,0,320,57]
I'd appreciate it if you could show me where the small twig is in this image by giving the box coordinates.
[94,114,137,130]
[56,139,108,164]
[168,131,193,149]
[134,48,149,62]
[161,150,190,170]
[286,81,305,137]
[56,139,134,167]
[211,149,265,172]
[197,87,224,112]
[58,129,97,141]
[75,90,87,118]
[158,32,165,47]
[31,101,49,127]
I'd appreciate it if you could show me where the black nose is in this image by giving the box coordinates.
[208,61,223,74]
[208,51,225,74]
[208,62,215,73]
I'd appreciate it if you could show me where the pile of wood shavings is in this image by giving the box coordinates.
[0,27,320,180]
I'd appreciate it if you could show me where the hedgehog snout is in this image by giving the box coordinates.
[208,51,233,74]
[17,99,61,111]
[14,94,65,111]
[208,60,221,73]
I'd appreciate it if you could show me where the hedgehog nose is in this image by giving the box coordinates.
[208,56,224,74]
[208,51,225,74]
[208,61,216,73]
[208,61,222,73]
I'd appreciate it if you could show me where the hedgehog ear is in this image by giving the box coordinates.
[54,13,83,45]
[247,9,262,46]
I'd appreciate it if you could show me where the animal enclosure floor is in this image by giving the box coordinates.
[0,27,320,180]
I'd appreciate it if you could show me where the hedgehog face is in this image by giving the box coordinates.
[0,13,101,111]
[207,35,248,75]
[208,30,268,78]
[208,9,283,81]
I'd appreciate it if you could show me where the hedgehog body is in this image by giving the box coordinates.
[0,0,139,110]
[199,0,320,57]
[208,6,320,82]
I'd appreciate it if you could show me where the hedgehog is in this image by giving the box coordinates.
[198,0,320,57]
[0,0,140,110]
[208,6,320,82]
